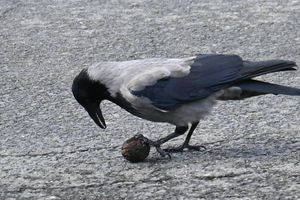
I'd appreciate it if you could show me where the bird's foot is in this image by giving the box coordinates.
[154,146,171,159]
[164,144,206,153]
[141,136,171,159]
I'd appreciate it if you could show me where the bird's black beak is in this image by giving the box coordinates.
[85,103,106,129]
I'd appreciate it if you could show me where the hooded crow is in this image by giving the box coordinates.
[72,54,299,157]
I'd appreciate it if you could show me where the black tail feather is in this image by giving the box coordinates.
[235,80,300,96]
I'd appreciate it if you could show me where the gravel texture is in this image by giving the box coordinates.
[1,0,299,199]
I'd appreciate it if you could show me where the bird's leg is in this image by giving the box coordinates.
[144,126,188,158]
[181,121,206,151]
[165,122,206,152]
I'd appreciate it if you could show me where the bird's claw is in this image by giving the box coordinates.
[155,146,171,159]
[141,136,171,159]
[187,145,207,151]
[164,144,206,153]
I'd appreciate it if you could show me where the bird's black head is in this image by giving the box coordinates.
[72,69,109,129]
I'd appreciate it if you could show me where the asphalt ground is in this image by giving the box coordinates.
[0,0,299,199]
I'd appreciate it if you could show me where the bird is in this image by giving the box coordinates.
[72,54,300,157]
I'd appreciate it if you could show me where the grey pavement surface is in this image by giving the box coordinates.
[1,0,300,199]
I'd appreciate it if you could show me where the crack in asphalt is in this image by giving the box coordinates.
[0,147,105,158]
[0,3,22,19]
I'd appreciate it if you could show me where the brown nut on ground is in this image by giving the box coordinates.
[121,134,150,162]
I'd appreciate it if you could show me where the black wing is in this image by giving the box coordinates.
[132,54,296,110]
[132,54,243,110]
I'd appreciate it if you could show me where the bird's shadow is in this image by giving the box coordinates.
[144,141,298,164]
